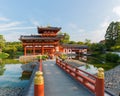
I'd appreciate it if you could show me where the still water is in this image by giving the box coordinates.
[0,64,29,88]
[68,55,98,74]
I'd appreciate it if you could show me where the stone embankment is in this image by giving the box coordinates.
[0,88,23,96]
[64,59,86,67]
[105,65,120,96]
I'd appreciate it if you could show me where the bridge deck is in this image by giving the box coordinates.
[43,60,94,96]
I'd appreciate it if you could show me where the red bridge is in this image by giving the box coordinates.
[20,59,115,96]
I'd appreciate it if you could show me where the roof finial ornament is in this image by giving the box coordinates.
[47,24,51,27]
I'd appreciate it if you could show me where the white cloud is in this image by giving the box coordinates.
[0,17,9,21]
[113,6,120,16]
[0,26,36,31]
[4,32,21,42]
[67,19,109,43]
[0,21,22,28]
[4,31,31,42]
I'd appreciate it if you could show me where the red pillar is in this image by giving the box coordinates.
[33,46,35,55]
[24,46,26,56]
[96,68,104,96]
[41,46,44,55]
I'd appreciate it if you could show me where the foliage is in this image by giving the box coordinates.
[77,41,84,45]
[0,52,9,59]
[90,43,105,53]
[1,59,19,64]
[42,55,48,60]
[105,22,120,50]
[106,53,119,63]
[68,41,76,44]
[0,63,5,75]
[3,46,17,58]
[0,35,5,51]
[59,54,68,61]
[111,45,120,51]
[37,55,48,60]
[2,42,23,58]
[84,39,91,46]
[59,32,70,44]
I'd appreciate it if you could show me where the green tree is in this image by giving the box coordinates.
[77,41,84,45]
[3,45,17,58]
[59,32,70,44]
[0,35,5,52]
[68,41,76,44]
[106,53,119,63]
[105,22,120,50]
[90,43,105,52]
[84,39,91,46]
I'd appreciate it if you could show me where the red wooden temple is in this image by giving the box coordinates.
[20,26,88,57]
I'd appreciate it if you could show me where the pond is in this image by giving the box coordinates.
[68,55,101,74]
[78,64,98,74]
[0,64,29,88]
[0,59,32,95]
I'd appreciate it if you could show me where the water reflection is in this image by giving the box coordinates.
[0,59,20,76]
[79,64,98,74]
[67,54,87,62]
[0,63,5,75]
[0,64,29,87]
[68,55,98,74]
[19,71,32,80]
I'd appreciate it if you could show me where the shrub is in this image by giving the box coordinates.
[59,54,67,61]
[106,53,119,63]
[0,52,9,59]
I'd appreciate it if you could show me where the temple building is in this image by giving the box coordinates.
[20,26,88,58]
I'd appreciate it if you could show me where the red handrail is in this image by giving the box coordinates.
[56,58,104,96]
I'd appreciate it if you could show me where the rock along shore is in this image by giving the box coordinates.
[0,87,23,96]
[105,65,120,96]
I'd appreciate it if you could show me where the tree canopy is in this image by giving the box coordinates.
[0,35,5,51]
[105,22,120,50]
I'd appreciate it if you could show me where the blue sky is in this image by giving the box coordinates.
[0,0,120,42]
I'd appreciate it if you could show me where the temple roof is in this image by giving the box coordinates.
[37,26,61,33]
[20,34,64,41]
[62,44,88,49]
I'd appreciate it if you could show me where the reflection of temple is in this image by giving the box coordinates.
[20,26,88,57]
[67,54,87,61]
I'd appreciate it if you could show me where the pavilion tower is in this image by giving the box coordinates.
[20,26,64,57]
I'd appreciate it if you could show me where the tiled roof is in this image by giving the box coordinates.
[38,26,61,33]
[20,34,64,41]
[62,44,88,49]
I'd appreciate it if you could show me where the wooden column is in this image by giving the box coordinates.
[33,46,35,55]
[96,68,104,96]
[24,46,26,56]
[41,46,44,55]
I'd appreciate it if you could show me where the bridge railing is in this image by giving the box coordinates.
[56,58,104,96]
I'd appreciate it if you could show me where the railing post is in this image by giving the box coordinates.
[96,68,104,96]
[39,59,42,71]
[34,71,44,96]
